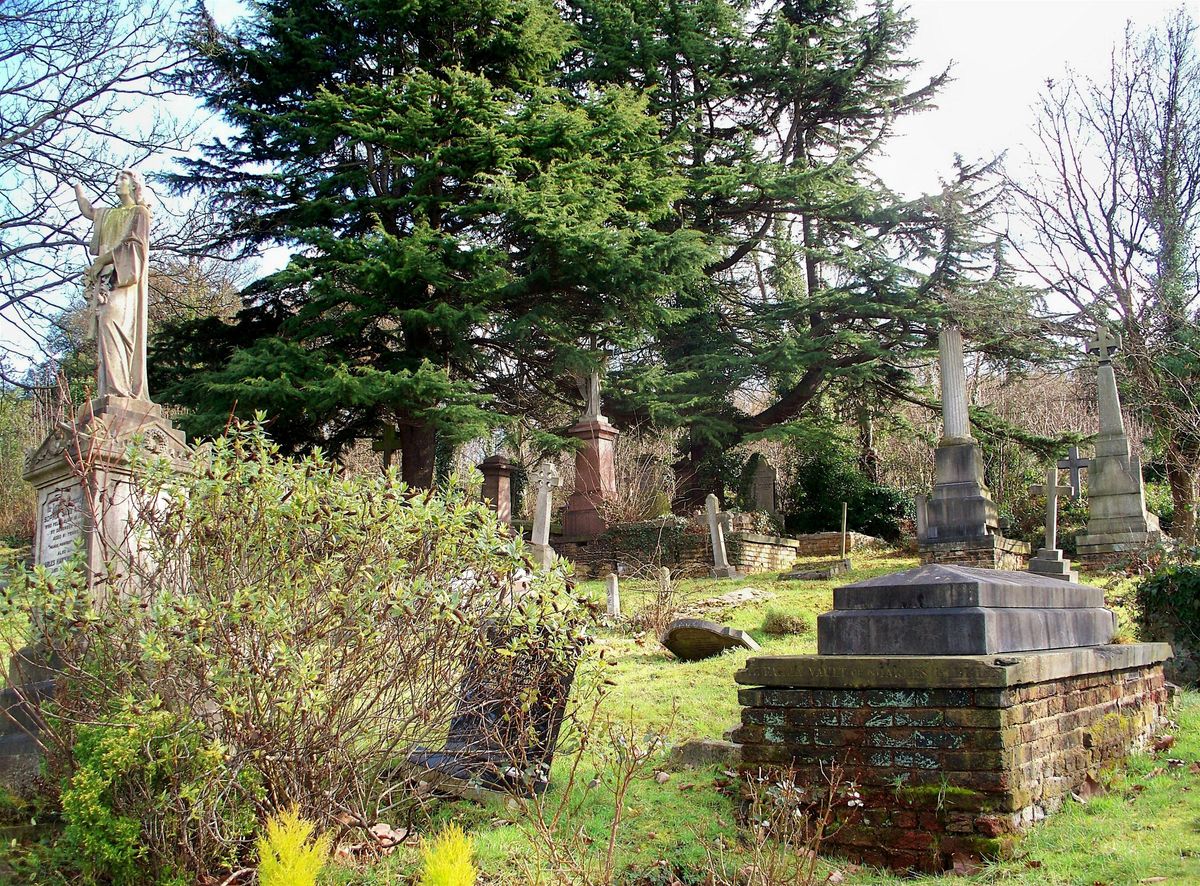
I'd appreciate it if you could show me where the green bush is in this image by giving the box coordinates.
[4,420,592,882]
[782,445,908,542]
[1136,547,1200,684]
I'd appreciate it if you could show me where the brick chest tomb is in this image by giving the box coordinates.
[733,564,1171,872]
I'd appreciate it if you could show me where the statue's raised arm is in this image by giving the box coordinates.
[74,183,95,220]
[80,169,151,401]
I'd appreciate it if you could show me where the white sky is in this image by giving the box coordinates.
[873,0,1195,196]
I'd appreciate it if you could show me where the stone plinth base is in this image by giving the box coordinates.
[563,417,619,539]
[1076,529,1166,572]
[919,533,1029,570]
[1029,548,1079,583]
[733,644,1171,872]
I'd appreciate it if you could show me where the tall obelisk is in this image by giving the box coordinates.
[1074,326,1163,569]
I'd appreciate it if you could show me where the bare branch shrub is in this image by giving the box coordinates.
[1,421,593,882]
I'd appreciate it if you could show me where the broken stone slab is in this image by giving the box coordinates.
[779,558,851,581]
[661,618,760,661]
[685,586,775,615]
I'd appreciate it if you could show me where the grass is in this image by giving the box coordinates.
[320,550,1200,884]
[5,549,1198,884]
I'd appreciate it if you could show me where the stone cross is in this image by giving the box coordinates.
[1087,325,1122,364]
[1030,465,1073,553]
[373,424,401,470]
[1087,325,1126,438]
[705,493,740,579]
[1057,446,1089,501]
[605,573,620,619]
[937,326,972,441]
[530,462,562,547]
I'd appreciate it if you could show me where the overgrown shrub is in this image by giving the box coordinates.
[761,609,809,636]
[1136,546,1200,684]
[419,822,476,886]
[3,421,592,882]
[782,444,908,542]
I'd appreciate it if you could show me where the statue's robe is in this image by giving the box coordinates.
[89,203,150,400]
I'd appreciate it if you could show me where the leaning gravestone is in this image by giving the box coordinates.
[408,620,584,797]
[705,494,742,580]
[3,170,190,793]
[661,618,759,661]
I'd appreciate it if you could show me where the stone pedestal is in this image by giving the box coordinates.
[1075,431,1163,569]
[734,644,1171,872]
[1028,548,1079,583]
[2,396,189,793]
[563,417,618,539]
[478,455,515,524]
[817,565,1114,656]
[919,440,1028,568]
[918,533,1029,570]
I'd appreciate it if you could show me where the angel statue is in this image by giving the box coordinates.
[75,169,151,401]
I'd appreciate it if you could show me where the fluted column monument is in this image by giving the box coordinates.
[919,326,1028,568]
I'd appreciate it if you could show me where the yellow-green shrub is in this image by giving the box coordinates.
[419,823,476,886]
[257,807,331,886]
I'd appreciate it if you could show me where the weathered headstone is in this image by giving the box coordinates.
[919,326,1028,568]
[408,622,584,797]
[1074,326,1164,569]
[750,458,778,516]
[373,424,401,471]
[705,493,742,580]
[478,454,516,524]
[529,462,562,569]
[1028,464,1079,582]
[605,573,620,619]
[661,618,760,661]
[1057,445,1089,501]
[915,493,929,542]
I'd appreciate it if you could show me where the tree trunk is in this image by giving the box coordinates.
[857,411,881,484]
[1165,435,1198,544]
[398,419,437,489]
[672,441,721,513]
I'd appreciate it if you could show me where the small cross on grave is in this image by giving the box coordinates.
[1087,325,1122,364]
[1030,464,1074,554]
[1056,446,1090,501]
[529,462,563,568]
[373,424,401,470]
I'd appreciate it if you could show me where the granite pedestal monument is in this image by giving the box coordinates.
[563,370,619,538]
[479,454,516,525]
[1074,327,1164,569]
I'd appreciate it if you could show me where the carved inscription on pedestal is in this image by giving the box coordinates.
[37,481,85,571]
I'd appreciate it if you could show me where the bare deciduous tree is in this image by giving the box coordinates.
[0,0,190,380]
[1011,9,1200,542]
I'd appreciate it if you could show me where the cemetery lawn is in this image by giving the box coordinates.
[323,551,1200,885]
[4,552,1198,883]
